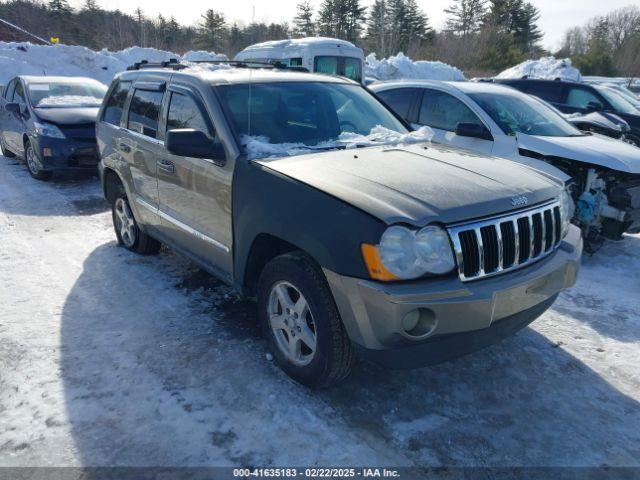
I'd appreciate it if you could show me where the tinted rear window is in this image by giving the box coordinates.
[127,89,164,138]
[524,82,563,103]
[376,88,416,120]
[103,81,132,126]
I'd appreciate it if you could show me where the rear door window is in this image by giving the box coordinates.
[565,87,602,109]
[419,89,483,131]
[127,89,164,138]
[376,88,418,120]
[166,91,213,136]
[103,81,132,126]
[524,82,563,103]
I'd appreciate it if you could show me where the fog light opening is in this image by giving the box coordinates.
[401,308,437,339]
[43,148,53,157]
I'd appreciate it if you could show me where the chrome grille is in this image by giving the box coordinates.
[448,201,562,282]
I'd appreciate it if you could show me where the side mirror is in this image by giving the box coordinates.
[5,102,20,115]
[166,129,226,162]
[455,122,493,141]
[586,101,603,112]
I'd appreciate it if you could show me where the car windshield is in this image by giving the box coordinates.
[595,86,639,115]
[217,81,413,155]
[28,82,107,108]
[469,91,584,137]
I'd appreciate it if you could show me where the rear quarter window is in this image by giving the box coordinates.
[103,81,132,126]
[376,88,417,120]
[127,89,164,138]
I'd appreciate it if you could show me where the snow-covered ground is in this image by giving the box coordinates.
[497,57,582,82]
[0,42,227,85]
[366,52,466,82]
[1,155,639,468]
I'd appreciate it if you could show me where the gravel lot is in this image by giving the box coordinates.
[1,156,639,469]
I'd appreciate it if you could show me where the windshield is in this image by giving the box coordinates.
[217,82,408,148]
[28,82,107,108]
[595,86,639,115]
[470,91,584,137]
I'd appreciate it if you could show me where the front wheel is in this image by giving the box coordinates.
[25,141,52,181]
[112,194,161,254]
[257,252,355,388]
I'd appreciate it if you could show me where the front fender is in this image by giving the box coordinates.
[232,159,386,291]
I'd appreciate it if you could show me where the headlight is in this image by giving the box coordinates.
[33,121,65,139]
[559,188,575,237]
[376,225,455,280]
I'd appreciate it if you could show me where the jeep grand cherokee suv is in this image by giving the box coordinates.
[97,63,582,387]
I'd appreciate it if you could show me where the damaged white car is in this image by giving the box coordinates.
[372,81,640,249]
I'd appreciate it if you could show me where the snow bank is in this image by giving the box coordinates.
[365,52,466,82]
[497,57,581,82]
[242,125,434,160]
[0,42,227,86]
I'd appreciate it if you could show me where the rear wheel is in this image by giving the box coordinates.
[112,194,161,254]
[257,252,355,388]
[24,141,52,181]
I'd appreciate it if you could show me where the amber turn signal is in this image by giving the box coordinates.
[361,243,399,281]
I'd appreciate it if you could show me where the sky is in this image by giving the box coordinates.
[83,0,636,51]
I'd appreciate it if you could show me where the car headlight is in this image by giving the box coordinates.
[363,225,455,280]
[559,188,575,237]
[33,121,65,139]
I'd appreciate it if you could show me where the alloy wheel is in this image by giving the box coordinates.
[114,197,137,248]
[267,281,317,366]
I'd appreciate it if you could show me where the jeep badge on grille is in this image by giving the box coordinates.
[511,195,529,207]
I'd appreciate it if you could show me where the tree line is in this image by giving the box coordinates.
[0,0,638,77]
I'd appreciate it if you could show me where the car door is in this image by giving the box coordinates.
[156,85,233,280]
[121,82,166,228]
[4,79,28,154]
[416,88,494,155]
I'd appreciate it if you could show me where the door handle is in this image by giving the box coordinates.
[119,143,131,153]
[157,159,175,174]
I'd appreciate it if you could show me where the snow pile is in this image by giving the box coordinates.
[182,50,228,62]
[365,52,466,82]
[35,95,102,107]
[497,57,581,82]
[242,125,434,160]
[0,42,228,86]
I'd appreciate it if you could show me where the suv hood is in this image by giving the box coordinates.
[33,107,99,126]
[518,132,640,174]
[256,143,562,226]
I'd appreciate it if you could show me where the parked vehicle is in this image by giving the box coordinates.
[97,62,581,387]
[0,75,107,180]
[371,81,640,247]
[495,78,640,147]
[234,37,365,84]
[583,80,640,109]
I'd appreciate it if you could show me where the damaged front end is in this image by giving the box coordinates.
[574,169,640,250]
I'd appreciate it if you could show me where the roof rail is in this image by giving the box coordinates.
[126,58,309,72]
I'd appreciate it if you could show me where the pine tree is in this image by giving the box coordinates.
[82,0,100,12]
[317,0,365,41]
[49,0,71,16]
[444,0,486,36]
[135,8,146,47]
[366,0,388,55]
[292,2,315,38]
[196,9,227,52]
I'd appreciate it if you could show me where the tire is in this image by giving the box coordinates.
[111,192,161,255]
[24,140,52,181]
[1,137,16,158]
[257,252,356,388]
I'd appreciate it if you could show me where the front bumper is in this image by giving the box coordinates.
[31,135,99,171]
[324,224,583,369]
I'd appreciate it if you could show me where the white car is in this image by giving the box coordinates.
[371,80,640,246]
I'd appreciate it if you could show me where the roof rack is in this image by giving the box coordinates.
[126,59,309,72]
